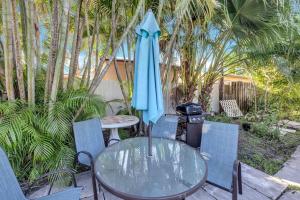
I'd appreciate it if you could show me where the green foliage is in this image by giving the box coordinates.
[0,89,106,182]
[118,129,130,140]
[239,128,300,175]
[250,122,280,140]
[246,112,280,140]
[206,113,233,123]
[241,129,300,175]
[242,153,282,175]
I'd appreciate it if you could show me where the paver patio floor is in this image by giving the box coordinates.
[81,163,289,200]
[30,146,300,200]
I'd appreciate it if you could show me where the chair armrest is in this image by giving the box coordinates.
[74,151,94,167]
[25,168,77,196]
[108,138,120,143]
[232,160,242,200]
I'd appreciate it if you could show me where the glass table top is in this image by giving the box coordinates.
[94,137,207,200]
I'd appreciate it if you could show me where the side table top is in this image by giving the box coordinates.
[101,115,139,129]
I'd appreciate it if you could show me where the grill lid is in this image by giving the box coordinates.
[176,102,203,115]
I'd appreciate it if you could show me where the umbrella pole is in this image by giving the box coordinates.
[148,122,152,156]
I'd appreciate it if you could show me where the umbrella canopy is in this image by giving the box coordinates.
[132,10,164,125]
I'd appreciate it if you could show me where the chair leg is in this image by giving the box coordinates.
[232,160,239,200]
[98,182,106,200]
[238,162,242,194]
[232,180,238,200]
[75,151,98,200]
[91,165,99,200]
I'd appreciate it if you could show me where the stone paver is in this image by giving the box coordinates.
[80,164,288,200]
[29,163,289,200]
[203,183,270,200]
[76,171,97,199]
[187,188,216,200]
[241,164,288,199]
[276,146,300,186]
[278,120,300,130]
[279,190,300,200]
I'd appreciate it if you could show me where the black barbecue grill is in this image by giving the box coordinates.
[176,102,208,148]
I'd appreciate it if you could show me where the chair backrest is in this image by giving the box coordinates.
[73,118,105,166]
[220,100,243,117]
[151,115,179,140]
[0,147,26,200]
[200,120,239,190]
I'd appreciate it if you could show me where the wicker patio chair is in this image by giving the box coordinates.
[73,118,119,200]
[220,100,243,117]
[199,120,242,200]
[151,115,179,140]
[0,147,81,200]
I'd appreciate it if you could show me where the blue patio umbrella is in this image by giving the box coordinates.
[132,10,164,156]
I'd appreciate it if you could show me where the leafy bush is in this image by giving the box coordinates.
[248,112,280,140]
[250,122,280,140]
[0,89,106,182]
[241,153,282,175]
[206,113,233,123]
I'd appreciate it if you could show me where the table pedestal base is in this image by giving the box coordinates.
[108,128,120,145]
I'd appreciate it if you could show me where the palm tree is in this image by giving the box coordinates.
[2,0,15,100]
[11,0,26,100]
[50,1,71,107]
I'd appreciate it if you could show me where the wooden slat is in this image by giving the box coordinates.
[222,81,254,113]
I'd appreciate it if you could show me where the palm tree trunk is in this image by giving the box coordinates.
[89,0,144,94]
[90,32,112,89]
[19,0,27,60]
[74,0,145,121]
[26,0,36,105]
[2,0,15,100]
[58,14,70,91]
[111,0,132,115]
[44,0,59,103]
[80,5,96,88]
[86,18,97,87]
[95,13,100,71]
[50,4,70,107]
[33,5,41,71]
[67,0,83,89]
[11,0,25,100]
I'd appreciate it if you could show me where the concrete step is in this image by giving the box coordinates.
[276,146,300,186]
[279,190,300,200]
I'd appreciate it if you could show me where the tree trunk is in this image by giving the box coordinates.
[33,4,41,71]
[59,8,71,91]
[50,4,70,107]
[19,0,27,60]
[95,13,100,71]
[162,19,181,87]
[11,0,26,100]
[90,32,112,88]
[111,0,132,115]
[74,0,144,121]
[67,0,83,89]
[2,0,15,100]
[89,0,144,94]
[26,0,36,105]
[44,0,59,103]
[80,5,96,88]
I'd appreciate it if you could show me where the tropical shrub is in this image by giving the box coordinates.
[206,113,233,123]
[250,122,280,140]
[0,89,105,182]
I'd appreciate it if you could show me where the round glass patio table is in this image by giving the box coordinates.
[94,137,207,200]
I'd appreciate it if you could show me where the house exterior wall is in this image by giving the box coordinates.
[94,60,132,115]
[94,62,251,114]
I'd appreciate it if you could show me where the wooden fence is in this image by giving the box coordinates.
[221,81,255,113]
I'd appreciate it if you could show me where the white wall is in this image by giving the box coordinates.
[95,80,126,116]
[210,81,220,113]
[95,79,221,115]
